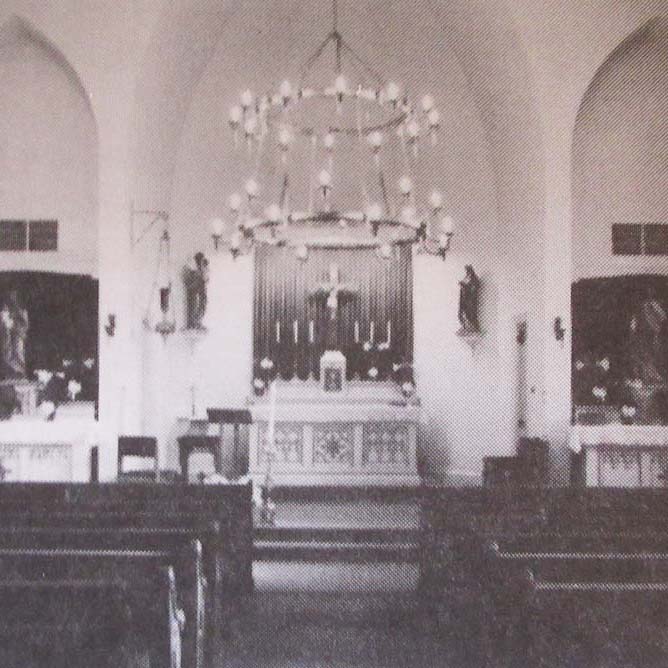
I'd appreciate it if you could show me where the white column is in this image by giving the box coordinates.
[541,122,574,485]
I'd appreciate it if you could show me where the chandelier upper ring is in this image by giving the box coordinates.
[249,88,415,139]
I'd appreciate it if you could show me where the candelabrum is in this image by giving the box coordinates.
[208,0,455,263]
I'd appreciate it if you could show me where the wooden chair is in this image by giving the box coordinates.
[117,436,158,482]
[178,435,221,483]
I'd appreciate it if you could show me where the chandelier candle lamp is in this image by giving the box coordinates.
[210,0,455,261]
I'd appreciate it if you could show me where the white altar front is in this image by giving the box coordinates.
[0,403,97,482]
[248,381,421,486]
[570,424,668,487]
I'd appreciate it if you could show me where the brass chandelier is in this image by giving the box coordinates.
[210,0,455,261]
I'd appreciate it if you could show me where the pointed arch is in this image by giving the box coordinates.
[572,16,668,280]
[0,15,96,134]
[0,13,98,276]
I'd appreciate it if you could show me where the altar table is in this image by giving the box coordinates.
[0,411,97,482]
[570,425,668,487]
[248,381,421,486]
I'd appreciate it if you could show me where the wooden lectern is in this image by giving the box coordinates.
[207,408,253,479]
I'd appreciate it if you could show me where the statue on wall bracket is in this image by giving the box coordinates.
[0,290,29,380]
[457,265,481,335]
[183,252,209,330]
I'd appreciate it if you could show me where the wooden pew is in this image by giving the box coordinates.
[0,521,227,657]
[420,487,668,667]
[0,482,254,650]
[486,535,668,665]
[0,482,254,597]
[0,538,205,668]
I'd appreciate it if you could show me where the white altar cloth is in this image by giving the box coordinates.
[570,425,668,487]
[0,414,98,482]
[248,381,421,486]
[570,425,668,453]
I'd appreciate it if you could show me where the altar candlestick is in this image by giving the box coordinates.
[370,321,375,343]
[309,320,314,344]
[293,320,298,344]
[276,321,281,343]
[387,320,391,345]
[267,380,277,460]
[354,321,360,343]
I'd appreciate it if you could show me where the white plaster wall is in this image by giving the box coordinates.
[0,2,166,480]
[139,250,254,469]
[163,0,532,484]
[0,19,97,276]
[573,19,668,280]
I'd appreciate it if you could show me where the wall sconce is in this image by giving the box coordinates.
[516,322,527,346]
[104,314,116,337]
[210,218,224,251]
[554,316,565,342]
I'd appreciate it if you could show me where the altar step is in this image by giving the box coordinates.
[254,527,421,564]
[253,490,421,594]
[267,484,424,503]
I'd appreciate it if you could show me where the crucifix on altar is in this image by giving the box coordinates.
[311,262,357,392]
[312,263,357,349]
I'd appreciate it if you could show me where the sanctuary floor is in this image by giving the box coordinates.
[216,490,447,668]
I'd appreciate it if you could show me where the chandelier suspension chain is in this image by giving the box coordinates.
[354,94,371,211]
[307,135,317,215]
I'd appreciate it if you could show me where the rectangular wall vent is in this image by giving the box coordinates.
[612,223,668,256]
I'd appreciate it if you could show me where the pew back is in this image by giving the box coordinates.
[0,482,254,597]
[0,538,205,668]
[420,488,668,667]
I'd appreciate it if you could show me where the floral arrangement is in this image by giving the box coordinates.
[392,360,415,397]
[358,340,393,380]
[572,353,645,424]
[33,357,96,417]
[253,357,277,396]
[573,354,615,406]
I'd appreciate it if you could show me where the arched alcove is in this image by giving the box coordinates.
[573,17,668,280]
[571,17,668,426]
[0,16,98,276]
[0,16,99,408]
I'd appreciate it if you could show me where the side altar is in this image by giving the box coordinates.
[248,380,421,486]
[570,424,668,487]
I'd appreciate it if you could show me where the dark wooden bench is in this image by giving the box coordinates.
[0,482,254,596]
[0,523,221,646]
[420,487,668,667]
[485,532,668,665]
[0,483,253,649]
[0,537,205,668]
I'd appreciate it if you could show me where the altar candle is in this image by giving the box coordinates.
[370,321,375,343]
[293,320,298,344]
[276,321,281,343]
[267,380,277,457]
[354,321,360,343]
[309,320,314,344]
[387,320,391,345]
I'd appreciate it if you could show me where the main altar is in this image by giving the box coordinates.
[248,380,420,486]
[247,248,422,487]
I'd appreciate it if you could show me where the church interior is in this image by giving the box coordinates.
[1,0,668,665]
